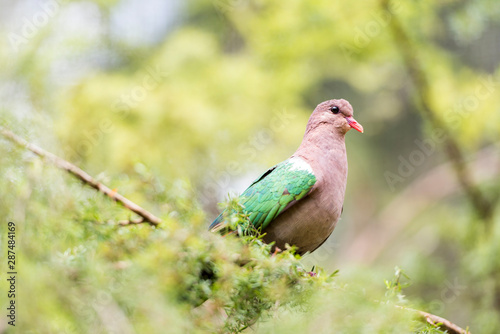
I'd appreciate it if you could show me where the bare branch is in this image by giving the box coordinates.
[0,127,162,226]
[417,309,470,334]
[396,305,470,334]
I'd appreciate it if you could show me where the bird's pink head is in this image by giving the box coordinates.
[308,99,364,134]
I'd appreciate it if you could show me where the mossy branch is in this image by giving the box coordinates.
[380,0,495,225]
[0,127,162,226]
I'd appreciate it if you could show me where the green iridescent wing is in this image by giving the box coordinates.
[210,157,316,231]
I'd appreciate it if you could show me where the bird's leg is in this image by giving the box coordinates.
[271,246,282,257]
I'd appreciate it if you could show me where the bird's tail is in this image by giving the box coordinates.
[208,213,224,232]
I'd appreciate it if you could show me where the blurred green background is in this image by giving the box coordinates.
[1,0,500,333]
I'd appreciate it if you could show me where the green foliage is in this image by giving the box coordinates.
[0,169,440,333]
[0,165,327,332]
[385,266,412,302]
[0,155,459,333]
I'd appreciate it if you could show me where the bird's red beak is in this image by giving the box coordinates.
[345,116,364,133]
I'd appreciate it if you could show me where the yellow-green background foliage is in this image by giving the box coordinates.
[1,0,500,332]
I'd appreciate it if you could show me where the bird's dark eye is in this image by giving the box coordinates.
[329,106,339,114]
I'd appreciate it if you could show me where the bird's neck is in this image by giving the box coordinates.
[294,125,348,180]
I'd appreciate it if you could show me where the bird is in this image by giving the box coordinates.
[209,99,363,255]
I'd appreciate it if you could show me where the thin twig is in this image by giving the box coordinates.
[396,305,470,334]
[380,0,495,225]
[0,127,162,226]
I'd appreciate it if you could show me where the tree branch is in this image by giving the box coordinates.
[343,146,500,264]
[0,127,162,226]
[380,0,495,225]
[396,305,470,334]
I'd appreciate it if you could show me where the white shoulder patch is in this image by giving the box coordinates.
[288,156,314,173]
